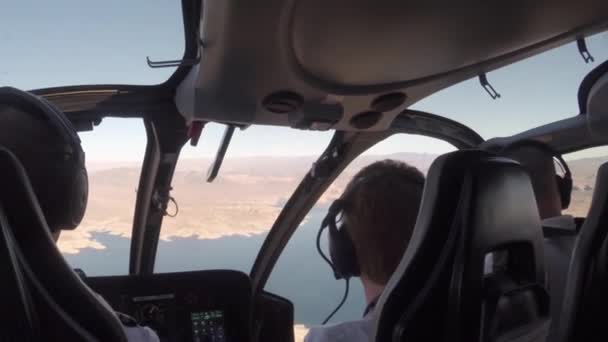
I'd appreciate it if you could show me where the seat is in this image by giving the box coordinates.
[542,216,580,342]
[0,147,127,341]
[373,150,550,342]
[0,204,39,341]
[554,162,608,342]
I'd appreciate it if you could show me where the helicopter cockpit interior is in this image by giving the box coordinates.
[2,1,608,341]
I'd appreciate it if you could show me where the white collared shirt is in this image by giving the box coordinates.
[95,292,160,342]
[304,313,374,342]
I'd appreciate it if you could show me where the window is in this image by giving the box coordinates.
[563,146,608,217]
[263,134,456,340]
[58,118,146,276]
[153,124,332,273]
[1,0,184,89]
[412,31,608,139]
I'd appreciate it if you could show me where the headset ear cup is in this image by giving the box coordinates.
[329,224,360,279]
[54,163,88,231]
[68,167,88,229]
[340,229,360,277]
[556,175,572,210]
[38,162,75,231]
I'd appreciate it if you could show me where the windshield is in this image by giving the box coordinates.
[0,0,184,89]
[58,118,146,275]
[412,32,608,138]
[153,128,454,273]
[58,119,457,276]
[154,124,335,273]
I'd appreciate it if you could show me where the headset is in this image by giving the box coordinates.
[316,190,360,324]
[500,139,573,210]
[316,175,370,282]
[0,87,88,231]
[317,198,360,280]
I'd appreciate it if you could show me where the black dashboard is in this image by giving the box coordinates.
[86,270,251,342]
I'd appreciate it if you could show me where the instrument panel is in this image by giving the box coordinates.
[85,270,250,342]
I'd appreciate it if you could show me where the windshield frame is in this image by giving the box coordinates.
[119,106,482,276]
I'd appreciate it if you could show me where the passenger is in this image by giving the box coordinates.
[0,88,159,342]
[502,143,562,218]
[306,160,425,342]
[500,141,574,223]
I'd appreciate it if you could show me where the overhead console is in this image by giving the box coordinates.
[175,0,608,131]
[85,270,251,342]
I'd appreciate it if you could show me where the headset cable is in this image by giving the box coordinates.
[322,278,350,324]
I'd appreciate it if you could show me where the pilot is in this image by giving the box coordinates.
[307,160,425,342]
[0,87,159,342]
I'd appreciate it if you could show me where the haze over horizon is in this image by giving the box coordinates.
[58,151,605,255]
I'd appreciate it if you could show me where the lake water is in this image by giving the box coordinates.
[63,208,366,326]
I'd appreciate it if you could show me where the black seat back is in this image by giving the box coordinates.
[0,204,39,341]
[542,216,579,341]
[0,147,127,341]
[555,162,608,342]
[373,150,549,342]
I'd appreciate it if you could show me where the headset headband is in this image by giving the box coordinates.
[0,87,82,160]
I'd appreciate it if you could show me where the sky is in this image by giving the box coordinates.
[1,1,608,161]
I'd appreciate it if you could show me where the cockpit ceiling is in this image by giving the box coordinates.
[175,0,608,131]
[292,1,608,88]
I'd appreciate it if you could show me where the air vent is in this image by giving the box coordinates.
[371,92,407,112]
[262,91,303,114]
[350,111,382,129]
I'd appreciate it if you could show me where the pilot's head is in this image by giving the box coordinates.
[340,159,425,286]
[0,87,88,236]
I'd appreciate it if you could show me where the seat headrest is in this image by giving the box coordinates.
[579,59,608,114]
[0,146,127,341]
[374,150,548,342]
[0,86,89,231]
[585,65,608,140]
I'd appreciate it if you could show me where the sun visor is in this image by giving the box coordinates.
[586,66,608,141]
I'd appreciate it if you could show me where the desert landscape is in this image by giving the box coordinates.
[565,156,608,217]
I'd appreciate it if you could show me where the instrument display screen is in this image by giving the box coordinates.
[191,310,226,342]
